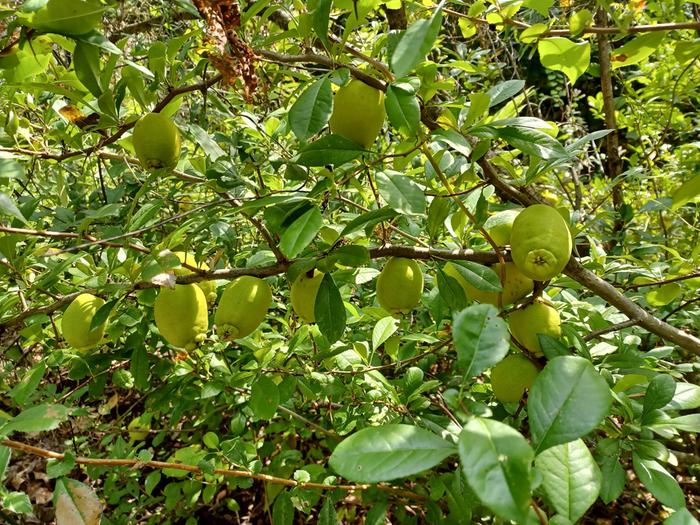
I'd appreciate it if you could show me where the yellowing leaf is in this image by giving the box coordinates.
[671,175,700,210]
[538,37,591,84]
[611,32,665,69]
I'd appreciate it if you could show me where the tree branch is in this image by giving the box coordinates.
[0,438,424,501]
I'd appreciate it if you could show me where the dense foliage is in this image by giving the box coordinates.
[0,0,699,523]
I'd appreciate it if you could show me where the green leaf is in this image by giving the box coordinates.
[643,374,676,416]
[249,376,280,420]
[90,299,115,331]
[73,41,102,97]
[447,261,502,293]
[0,445,10,482]
[496,126,567,160]
[295,134,366,166]
[331,245,370,267]
[54,478,103,524]
[2,491,33,515]
[0,192,29,225]
[569,9,593,36]
[486,79,525,107]
[598,455,625,504]
[427,196,452,239]
[665,509,700,525]
[458,417,534,524]
[318,498,339,525]
[312,0,333,50]
[632,454,685,510]
[453,304,510,377]
[289,76,333,141]
[436,269,467,311]
[611,32,666,70]
[1,404,69,435]
[372,316,398,351]
[385,83,421,136]
[535,439,601,522]
[538,37,591,85]
[315,273,346,344]
[671,175,700,210]
[646,283,682,306]
[279,207,322,258]
[674,40,700,65]
[329,424,456,482]
[390,5,443,77]
[8,362,46,406]
[528,356,612,452]
[339,207,398,238]
[524,0,553,17]
[375,170,426,216]
[272,491,294,525]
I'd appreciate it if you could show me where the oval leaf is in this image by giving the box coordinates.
[458,417,534,524]
[289,76,333,141]
[315,273,346,344]
[55,478,103,525]
[453,304,509,377]
[528,356,612,452]
[329,424,456,482]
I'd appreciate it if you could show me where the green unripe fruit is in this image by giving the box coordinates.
[508,299,561,357]
[132,112,181,171]
[510,204,572,281]
[329,79,386,148]
[290,270,324,323]
[30,0,103,36]
[215,276,272,340]
[376,257,424,315]
[127,413,152,441]
[444,262,532,308]
[483,209,521,246]
[154,284,208,350]
[62,293,106,352]
[491,354,539,403]
[173,252,217,303]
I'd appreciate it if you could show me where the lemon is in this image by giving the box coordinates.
[154,284,208,350]
[29,0,103,36]
[376,257,424,315]
[491,354,539,403]
[173,252,217,303]
[508,299,561,356]
[215,276,272,340]
[290,270,324,323]
[483,209,521,246]
[444,261,532,308]
[132,112,181,171]
[510,204,572,281]
[329,79,385,148]
[61,293,106,352]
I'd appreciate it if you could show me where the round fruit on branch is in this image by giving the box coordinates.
[490,354,539,403]
[173,252,217,303]
[290,270,324,323]
[507,299,561,357]
[61,293,107,352]
[376,257,424,316]
[329,79,386,148]
[132,112,181,171]
[444,261,532,308]
[215,276,272,341]
[154,284,208,350]
[510,204,572,281]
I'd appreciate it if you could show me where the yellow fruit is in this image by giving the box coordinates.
[444,262,532,308]
[510,204,572,281]
[62,293,106,352]
[508,300,561,356]
[128,414,152,441]
[30,0,103,36]
[215,276,272,340]
[154,284,208,350]
[491,354,539,403]
[290,270,324,323]
[483,209,521,246]
[376,257,424,315]
[132,112,181,170]
[329,79,386,148]
[173,252,217,303]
